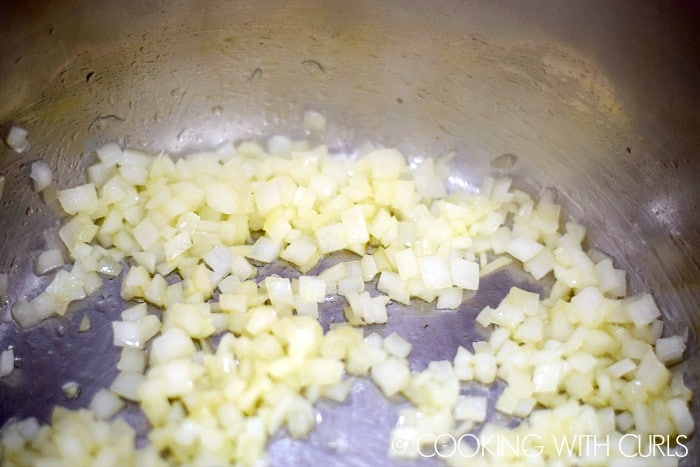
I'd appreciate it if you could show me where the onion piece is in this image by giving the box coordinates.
[79,314,91,332]
[0,348,15,377]
[35,248,64,276]
[624,293,662,327]
[505,237,544,262]
[110,371,144,401]
[371,356,411,397]
[655,335,686,365]
[303,110,327,132]
[382,332,412,359]
[89,389,126,420]
[30,161,53,192]
[61,381,80,399]
[454,395,487,422]
[5,125,29,153]
[6,135,692,466]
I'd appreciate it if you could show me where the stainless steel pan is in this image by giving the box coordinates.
[1,0,698,464]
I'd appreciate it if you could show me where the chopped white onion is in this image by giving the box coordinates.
[4,136,690,467]
[95,143,123,167]
[302,110,327,132]
[655,335,686,365]
[382,332,412,359]
[79,314,91,332]
[454,395,487,422]
[30,161,53,192]
[5,125,29,153]
[0,348,15,377]
[35,248,64,275]
[505,237,544,262]
[371,356,411,397]
[110,371,144,401]
[61,381,80,398]
[89,389,126,420]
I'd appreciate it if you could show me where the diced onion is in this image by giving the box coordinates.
[30,161,53,192]
[302,111,327,132]
[655,335,686,364]
[35,248,64,275]
[5,125,29,153]
[110,371,144,401]
[371,356,411,397]
[61,381,80,398]
[624,294,661,327]
[79,314,91,332]
[89,389,126,420]
[382,332,412,359]
[3,135,691,467]
[0,348,15,377]
[454,395,487,422]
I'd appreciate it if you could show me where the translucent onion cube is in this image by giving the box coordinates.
[636,349,670,394]
[264,276,294,308]
[254,181,282,214]
[167,302,215,338]
[205,183,239,214]
[315,223,346,254]
[532,361,563,393]
[57,183,99,215]
[163,232,192,262]
[96,143,123,167]
[297,276,326,303]
[473,352,497,384]
[132,218,160,251]
[303,110,327,132]
[655,335,686,365]
[121,303,148,322]
[667,398,695,436]
[6,126,29,153]
[280,237,319,270]
[30,161,53,192]
[371,356,411,397]
[454,395,487,422]
[436,287,462,309]
[321,378,354,402]
[417,256,451,290]
[150,328,196,365]
[450,257,479,290]
[112,321,142,348]
[361,149,406,180]
[376,271,410,305]
[607,358,636,378]
[383,332,412,359]
[248,236,281,263]
[0,348,14,377]
[624,294,661,327]
[523,248,554,280]
[117,348,147,373]
[505,237,544,262]
[453,346,474,381]
[341,205,370,245]
[395,248,419,280]
[35,248,64,275]
[110,371,144,401]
